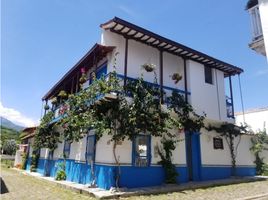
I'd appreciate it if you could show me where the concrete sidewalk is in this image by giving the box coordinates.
[15,168,268,199]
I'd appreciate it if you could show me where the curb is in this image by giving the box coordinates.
[12,168,268,199]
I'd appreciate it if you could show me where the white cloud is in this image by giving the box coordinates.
[0,102,39,127]
[256,68,268,76]
[118,5,137,17]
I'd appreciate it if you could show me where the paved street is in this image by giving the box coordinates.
[1,165,268,200]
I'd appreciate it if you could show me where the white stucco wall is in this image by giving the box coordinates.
[53,142,64,159]
[187,60,229,122]
[200,128,255,166]
[28,138,34,157]
[101,30,125,74]
[163,52,185,93]
[200,129,231,165]
[69,135,87,162]
[235,135,255,166]
[40,148,49,159]
[235,109,268,132]
[95,134,132,165]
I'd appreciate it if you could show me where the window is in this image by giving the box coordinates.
[63,140,71,159]
[96,63,107,79]
[133,135,151,167]
[213,137,224,150]
[204,65,213,84]
[85,135,95,164]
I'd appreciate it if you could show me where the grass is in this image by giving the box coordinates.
[1,159,14,168]
[1,160,268,200]
[1,161,95,200]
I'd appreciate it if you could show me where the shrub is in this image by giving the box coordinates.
[3,139,17,155]
[55,162,66,181]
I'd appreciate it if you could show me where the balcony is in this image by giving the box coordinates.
[248,5,266,56]
[49,72,191,123]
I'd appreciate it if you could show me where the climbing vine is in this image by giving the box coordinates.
[207,122,248,176]
[157,137,178,184]
[33,111,60,151]
[167,91,206,133]
[250,128,268,175]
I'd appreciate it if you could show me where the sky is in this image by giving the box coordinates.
[1,0,268,127]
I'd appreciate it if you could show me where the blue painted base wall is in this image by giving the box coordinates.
[201,166,256,181]
[30,157,256,190]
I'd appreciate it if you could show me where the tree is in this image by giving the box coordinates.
[250,128,268,175]
[3,139,17,155]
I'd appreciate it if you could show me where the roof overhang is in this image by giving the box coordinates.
[20,127,37,140]
[246,0,258,10]
[42,44,115,100]
[101,17,243,77]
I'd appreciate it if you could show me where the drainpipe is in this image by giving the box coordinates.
[124,37,129,86]
[229,75,234,118]
[159,50,163,103]
[183,58,188,103]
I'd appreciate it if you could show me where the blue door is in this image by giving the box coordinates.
[185,132,201,181]
[44,150,53,176]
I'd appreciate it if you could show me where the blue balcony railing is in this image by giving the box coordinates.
[49,72,191,123]
[226,96,234,118]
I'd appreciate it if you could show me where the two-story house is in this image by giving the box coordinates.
[27,17,255,190]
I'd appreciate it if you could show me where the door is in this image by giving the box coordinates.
[186,131,201,181]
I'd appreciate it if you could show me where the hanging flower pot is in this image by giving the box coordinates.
[141,63,156,72]
[50,97,57,105]
[58,90,68,99]
[171,73,182,84]
[44,104,50,110]
[79,73,87,84]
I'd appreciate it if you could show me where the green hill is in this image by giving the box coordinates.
[0,117,24,131]
[0,126,20,143]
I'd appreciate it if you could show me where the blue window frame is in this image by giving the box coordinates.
[63,140,71,159]
[85,134,96,164]
[132,135,151,167]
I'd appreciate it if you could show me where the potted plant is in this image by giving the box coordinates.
[79,67,87,83]
[141,63,156,72]
[50,97,57,105]
[44,104,50,110]
[79,73,87,84]
[171,73,182,84]
[58,90,68,99]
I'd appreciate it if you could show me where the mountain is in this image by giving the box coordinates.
[1,126,20,143]
[0,117,24,131]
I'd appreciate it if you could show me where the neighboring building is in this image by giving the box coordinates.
[235,107,268,163]
[246,0,268,58]
[235,107,268,132]
[27,17,255,189]
[14,127,36,168]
